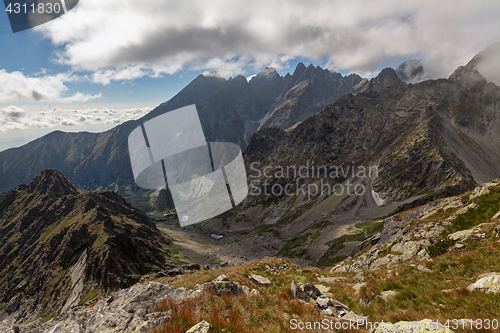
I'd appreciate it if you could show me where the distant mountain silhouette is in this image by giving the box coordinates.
[0,64,368,194]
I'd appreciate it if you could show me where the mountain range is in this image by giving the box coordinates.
[0,63,371,196]
[0,44,499,268]
[189,45,500,266]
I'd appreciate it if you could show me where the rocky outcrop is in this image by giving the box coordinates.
[290,280,367,323]
[331,181,500,273]
[0,282,197,333]
[467,273,500,294]
[0,273,264,332]
[0,169,171,323]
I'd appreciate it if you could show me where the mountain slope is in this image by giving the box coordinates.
[263,63,364,129]
[0,169,171,322]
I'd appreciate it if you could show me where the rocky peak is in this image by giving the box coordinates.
[256,66,279,79]
[27,168,79,197]
[0,169,171,323]
[292,62,307,77]
[360,67,406,93]
[449,66,488,90]
[377,67,401,81]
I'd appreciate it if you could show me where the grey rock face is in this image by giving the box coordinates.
[249,274,271,287]
[186,320,212,333]
[467,273,500,294]
[0,282,185,333]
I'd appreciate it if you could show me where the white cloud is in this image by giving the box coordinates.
[0,69,101,103]
[92,66,150,85]
[0,105,151,132]
[34,0,500,80]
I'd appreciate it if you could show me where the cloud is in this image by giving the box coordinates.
[92,66,151,85]
[0,105,152,132]
[2,105,26,119]
[0,70,101,103]
[473,42,500,85]
[34,0,500,80]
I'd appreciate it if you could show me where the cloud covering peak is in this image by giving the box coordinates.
[36,0,500,80]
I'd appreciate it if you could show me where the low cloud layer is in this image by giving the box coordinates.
[0,70,101,103]
[0,105,151,132]
[36,0,500,80]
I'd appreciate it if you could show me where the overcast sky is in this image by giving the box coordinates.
[1,0,500,151]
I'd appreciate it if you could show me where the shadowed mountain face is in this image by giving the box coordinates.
[0,64,366,195]
[0,169,170,321]
[261,64,364,129]
[243,66,500,210]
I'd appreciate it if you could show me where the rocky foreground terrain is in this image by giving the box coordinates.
[1,179,499,332]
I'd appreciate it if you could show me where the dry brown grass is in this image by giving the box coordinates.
[151,287,324,332]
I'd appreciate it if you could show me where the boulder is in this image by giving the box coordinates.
[301,283,322,300]
[467,272,500,294]
[212,274,229,282]
[379,290,398,302]
[448,229,474,242]
[186,320,211,333]
[212,281,245,296]
[315,296,331,309]
[249,274,271,287]
[291,281,308,301]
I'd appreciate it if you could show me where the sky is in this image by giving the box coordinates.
[1,0,500,151]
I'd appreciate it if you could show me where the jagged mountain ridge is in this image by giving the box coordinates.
[0,169,170,321]
[0,63,367,195]
[244,66,500,207]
